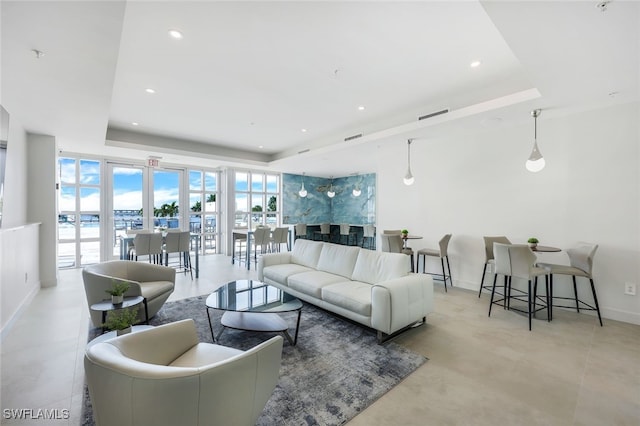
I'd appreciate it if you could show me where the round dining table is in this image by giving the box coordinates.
[531,245,561,252]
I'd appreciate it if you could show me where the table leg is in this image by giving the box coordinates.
[246,233,252,270]
[293,309,302,345]
[206,307,216,343]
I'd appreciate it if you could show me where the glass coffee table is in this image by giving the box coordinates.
[205,280,302,345]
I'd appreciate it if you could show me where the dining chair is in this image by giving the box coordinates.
[129,233,151,262]
[178,230,193,279]
[271,227,290,252]
[314,223,331,242]
[478,236,512,297]
[361,225,376,250]
[252,227,271,266]
[163,231,181,266]
[506,244,550,330]
[149,232,164,264]
[416,234,452,292]
[338,223,357,246]
[380,233,414,272]
[295,223,308,240]
[537,243,602,326]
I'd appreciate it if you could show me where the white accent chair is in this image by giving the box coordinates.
[84,319,283,426]
[83,260,175,327]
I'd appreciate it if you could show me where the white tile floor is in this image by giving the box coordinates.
[1,254,639,425]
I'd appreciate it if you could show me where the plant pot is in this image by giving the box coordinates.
[111,295,123,305]
[401,233,408,239]
[116,326,132,336]
[529,243,537,250]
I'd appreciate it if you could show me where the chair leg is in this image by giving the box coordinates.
[489,274,499,317]
[546,275,551,322]
[446,256,452,287]
[528,279,533,331]
[589,278,603,326]
[572,276,580,313]
[549,274,554,321]
[440,258,448,292]
[478,263,488,298]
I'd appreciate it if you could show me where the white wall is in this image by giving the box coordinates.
[0,116,41,335]
[377,102,640,325]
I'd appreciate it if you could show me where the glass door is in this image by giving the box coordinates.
[152,169,182,231]
[106,163,145,259]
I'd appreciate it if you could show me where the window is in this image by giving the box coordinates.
[58,157,101,268]
[235,170,280,229]
[189,169,220,253]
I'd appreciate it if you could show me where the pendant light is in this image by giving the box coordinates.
[525,109,546,173]
[298,173,307,197]
[327,177,335,198]
[403,139,415,185]
[352,173,361,197]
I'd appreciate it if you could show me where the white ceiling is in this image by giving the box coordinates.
[1,1,638,177]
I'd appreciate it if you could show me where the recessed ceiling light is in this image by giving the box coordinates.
[132,122,139,126]
[358,105,366,111]
[168,29,183,39]
[301,128,307,133]
[470,60,482,68]
[258,145,264,149]
[145,88,156,94]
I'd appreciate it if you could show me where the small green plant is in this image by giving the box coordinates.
[401,229,409,234]
[103,307,139,331]
[105,280,130,297]
[527,237,539,244]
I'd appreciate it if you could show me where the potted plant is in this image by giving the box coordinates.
[103,307,139,336]
[105,280,130,305]
[527,237,539,249]
[401,229,409,238]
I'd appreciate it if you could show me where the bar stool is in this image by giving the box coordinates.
[338,223,357,245]
[478,236,512,297]
[361,225,376,250]
[314,223,331,242]
[416,234,452,292]
[295,223,308,240]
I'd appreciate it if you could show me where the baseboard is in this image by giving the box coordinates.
[0,283,40,341]
[451,278,640,326]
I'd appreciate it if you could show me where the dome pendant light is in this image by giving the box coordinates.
[525,109,546,173]
[298,173,307,197]
[403,139,415,185]
[352,173,362,197]
[327,177,336,198]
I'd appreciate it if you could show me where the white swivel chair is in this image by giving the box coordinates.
[537,243,602,326]
[85,319,283,426]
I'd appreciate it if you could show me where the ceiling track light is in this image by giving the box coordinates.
[403,139,415,186]
[298,173,307,198]
[525,109,546,173]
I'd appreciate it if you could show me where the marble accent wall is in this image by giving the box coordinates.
[282,173,375,225]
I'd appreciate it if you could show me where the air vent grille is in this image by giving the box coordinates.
[344,133,363,142]
[418,108,450,121]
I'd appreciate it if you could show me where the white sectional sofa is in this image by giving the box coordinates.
[258,239,434,342]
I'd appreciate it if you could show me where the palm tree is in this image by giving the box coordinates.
[191,201,202,212]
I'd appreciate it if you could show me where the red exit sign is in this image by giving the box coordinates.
[147,158,159,167]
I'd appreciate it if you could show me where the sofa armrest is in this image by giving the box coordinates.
[258,253,292,281]
[370,274,434,334]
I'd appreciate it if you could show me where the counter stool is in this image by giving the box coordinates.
[416,234,452,292]
[295,223,308,240]
[314,223,331,242]
[479,236,511,297]
[361,225,376,250]
[338,224,357,245]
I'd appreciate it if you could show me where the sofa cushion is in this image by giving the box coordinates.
[291,239,324,268]
[352,250,410,284]
[288,271,346,298]
[262,264,314,286]
[140,280,175,300]
[316,243,360,279]
[321,281,372,317]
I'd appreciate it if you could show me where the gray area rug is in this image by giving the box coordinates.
[82,296,427,425]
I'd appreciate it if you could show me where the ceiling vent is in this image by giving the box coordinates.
[344,133,363,142]
[418,108,450,121]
